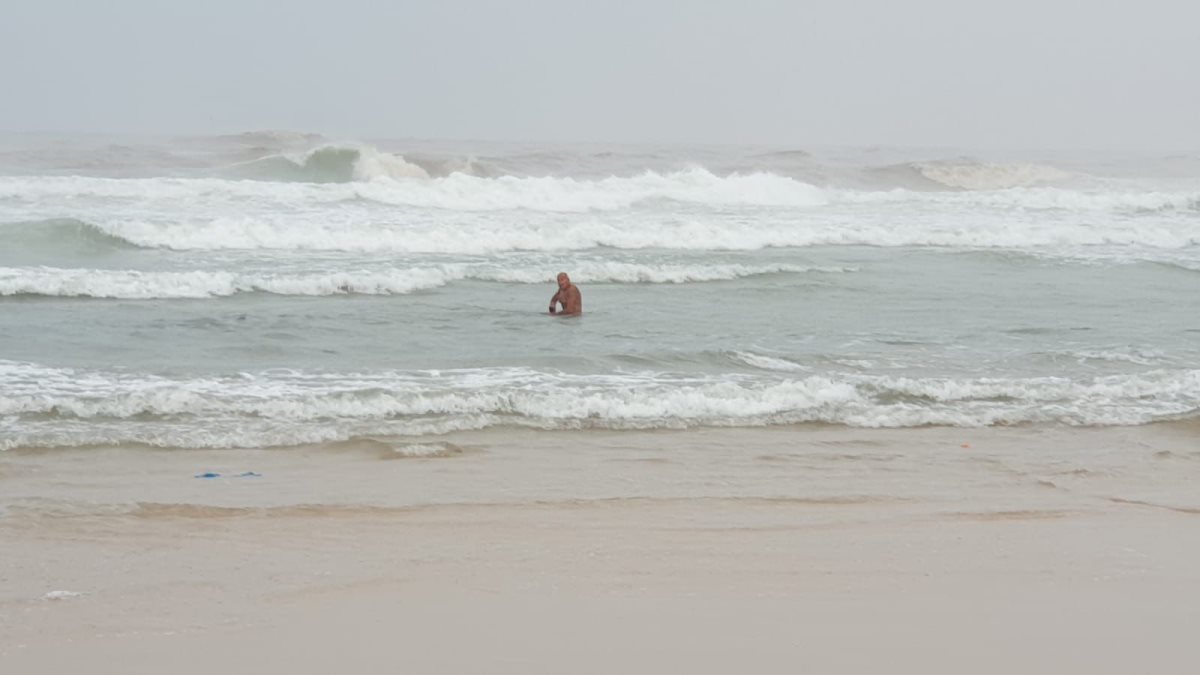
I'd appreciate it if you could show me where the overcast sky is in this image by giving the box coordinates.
[3,0,1197,150]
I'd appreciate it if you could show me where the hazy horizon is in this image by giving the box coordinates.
[4,1,1199,152]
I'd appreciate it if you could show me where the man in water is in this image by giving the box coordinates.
[548,272,582,316]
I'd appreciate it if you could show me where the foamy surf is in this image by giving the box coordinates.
[0,262,848,298]
[2,361,1197,450]
[0,266,459,298]
[4,171,1196,259]
[4,172,1197,213]
[0,168,829,211]
[3,212,1196,258]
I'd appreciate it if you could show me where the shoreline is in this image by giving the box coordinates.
[3,424,1198,673]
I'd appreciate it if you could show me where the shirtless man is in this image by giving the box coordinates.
[548,272,582,316]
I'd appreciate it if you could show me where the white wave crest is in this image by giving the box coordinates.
[0,262,841,299]
[7,215,1198,258]
[0,266,459,298]
[481,262,849,285]
[1,170,1196,216]
[105,213,1197,255]
[0,168,827,211]
[221,143,430,183]
[344,145,430,181]
[1057,348,1168,366]
[2,174,1197,256]
[353,168,827,210]
[728,351,811,372]
[2,362,1197,449]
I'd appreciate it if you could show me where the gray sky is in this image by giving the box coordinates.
[3,0,1198,150]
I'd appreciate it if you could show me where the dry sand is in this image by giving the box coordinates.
[2,424,1198,674]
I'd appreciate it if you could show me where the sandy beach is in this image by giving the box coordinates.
[2,424,1197,674]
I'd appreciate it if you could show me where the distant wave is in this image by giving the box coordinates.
[6,133,1200,191]
[0,218,136,253]
[2,362,1197,449]
[0,169,828,211]
[917,159,1073,190]
[223,144,430,182]
[3,173,1197,255]
[5,171,1195,215]
[1150,259,1200,274]
[59,214,1200,256]
[865,159,1072,191]
[3,215,1196,258]
[208,142,1090,192]
[750,149,813,159]
[214,140,503,182]
[0,263,845,299]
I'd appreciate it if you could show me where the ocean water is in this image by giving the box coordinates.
[1,132,1197,450]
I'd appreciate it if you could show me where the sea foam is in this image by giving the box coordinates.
[0,263,846,298]
[3,171,1196,258]
[3,361,1197,449]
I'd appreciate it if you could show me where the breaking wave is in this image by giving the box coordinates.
[0,169,828,211]
[5,171,1196,214]
[918,160,1073,190]
[2,361,1197,449]
[865,159,1072,191]
[224,144,430,182]
[71,213,1200,255]
[0,266,455,298]
[0,218,136,254]
[2,173,1196,256]
[0,262,844,299]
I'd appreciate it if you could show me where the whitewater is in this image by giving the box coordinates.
[0,132,1197,450]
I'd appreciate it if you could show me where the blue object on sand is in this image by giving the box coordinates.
[237,472,262,477]
[195,472,221,479]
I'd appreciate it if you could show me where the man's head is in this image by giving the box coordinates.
[557,272,570,290]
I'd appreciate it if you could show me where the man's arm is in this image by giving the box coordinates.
[548,290,562,314]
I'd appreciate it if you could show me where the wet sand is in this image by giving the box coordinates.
[2,424,1198,673]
